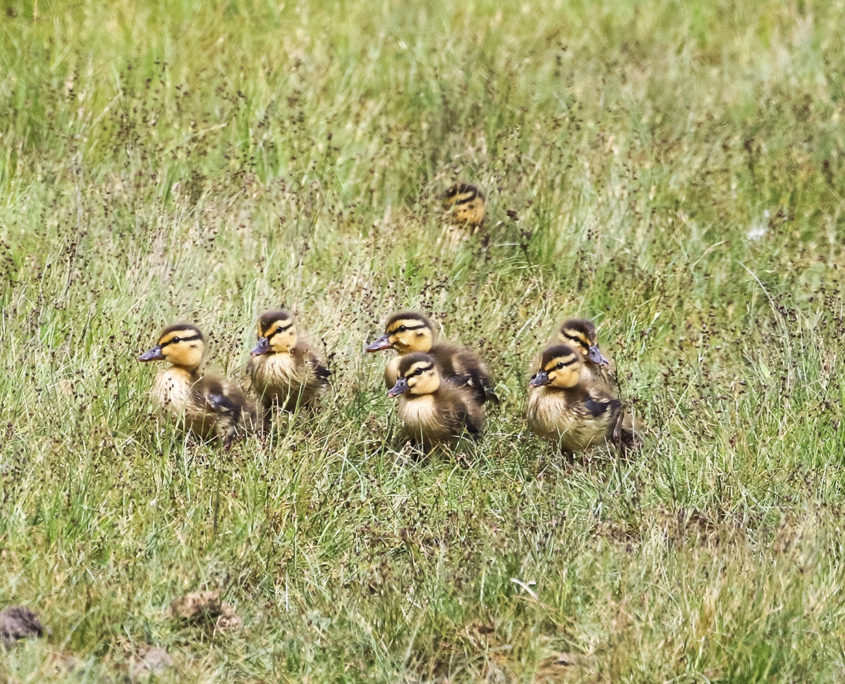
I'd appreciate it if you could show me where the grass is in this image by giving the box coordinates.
[1,0,844,680]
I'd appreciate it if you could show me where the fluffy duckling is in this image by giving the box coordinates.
[527,344,639,455]
[138,323,259,447]
[556,318,617,389]
[442,183,486,227]
[366,311,497,404]
[248,310,330,412]
[387,352,484,448]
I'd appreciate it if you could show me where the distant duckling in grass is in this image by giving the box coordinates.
[366,311,497,405]
[248,310,330,412]
[527,344,640,456]
[0,605,45,646]
[138,323,259,447]
[442,182,486,228]
[387,352,484,449]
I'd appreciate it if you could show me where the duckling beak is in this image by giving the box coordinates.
[366,334,393,352]
[387,377,410,397]
[529,370,550,388]
[588,345,609,367]
[138,345,164,362]
[251,337,271,356]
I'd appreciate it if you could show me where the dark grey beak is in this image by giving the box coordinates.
[251,337,271,356]
[529,370,550,388]
[387,377,410,397]
[366,334,392,353]
[588,345,609,367]
[138,345,164,362]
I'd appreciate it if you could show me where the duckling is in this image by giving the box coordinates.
[247,310,330,412]
[387,352,484,448]
[555,318,617,390]
[527,344,639,455]
[138,323,259,447]
[366,311,498,404]
[442,183,486,228]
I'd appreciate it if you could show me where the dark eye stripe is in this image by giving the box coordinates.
[407,363,434,377]
[547,357,576,370]
[268,322,293,337]
[562,332,589,349]
[446,186,480,202]
[452,192,479,205]
[160,333,202,348]
[389,323,426,334]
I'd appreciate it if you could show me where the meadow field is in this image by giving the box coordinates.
[1,0,844,680]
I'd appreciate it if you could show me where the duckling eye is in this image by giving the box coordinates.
[556,362,564,369]
[396,326,407,333]
[172,336,181,343]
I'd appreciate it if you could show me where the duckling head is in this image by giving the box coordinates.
[388,352,441,397]
[442,183,486,226]
[557,318,609,367]
[138,323,205,372]
[251,310,297,356]
[366,312,434,355]
[529,344,582,389]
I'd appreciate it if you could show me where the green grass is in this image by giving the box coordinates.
[1,0,844,680]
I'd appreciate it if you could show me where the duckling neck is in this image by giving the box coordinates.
[263,349,295,363]
[398,341,432,354]
[546,384,580,397]
[254,350,298,381]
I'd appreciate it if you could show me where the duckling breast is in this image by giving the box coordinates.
[398,395,453,443]
[398,394,437,427]
[151,368,220,440]
[527,388,611,451]
[251,353,299,394]
[152,367,194,415]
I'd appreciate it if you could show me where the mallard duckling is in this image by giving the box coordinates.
[366,311,497,404]
[247,310,330,412]
[442,183,486,227]
[527,344,639,455]
[556,318,617,389]
[387,352,484,448]
[138,323,259,447]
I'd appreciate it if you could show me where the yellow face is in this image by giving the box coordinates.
[557,319,609,367]
[138,324,205,371]
[545,352,581,388]
[452,197,485,225]
[529,345,582,389]
[253,315,297,355]
[443,184,486,226]
[367,315,433,355]
[388,355,441,397]
[558,325,594,358]
[388,317,432,353]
